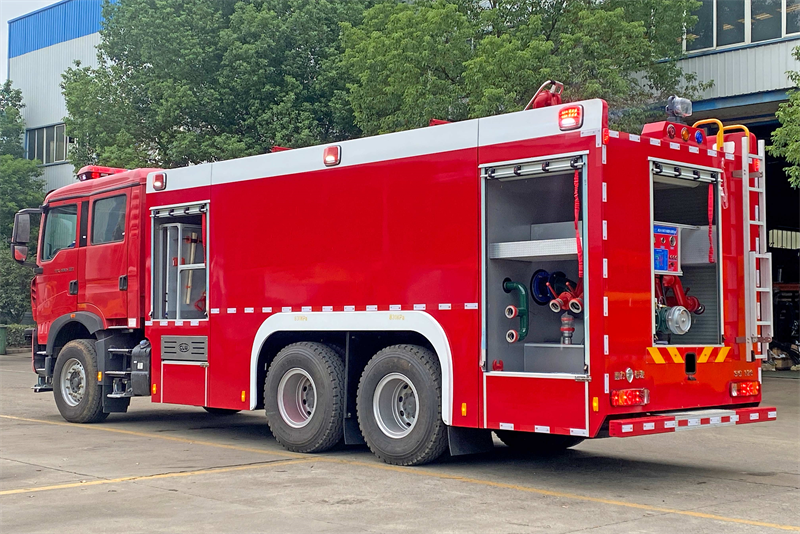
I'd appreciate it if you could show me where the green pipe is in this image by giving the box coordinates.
[503,280,529,341]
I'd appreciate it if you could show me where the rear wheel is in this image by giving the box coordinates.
[357,344,447,466]
[203,407,241,416]
[496,431,583,453]
[264,342,344,453]
[53,339,108,423]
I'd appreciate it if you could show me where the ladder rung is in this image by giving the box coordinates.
[756,287,771,292]
[749,188,764,193]
[748,220,766,226]
[753,253,771,260]
[756,321,772,326]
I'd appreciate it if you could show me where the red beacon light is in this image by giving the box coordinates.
[323,145,341,167]
[558,105,583,131]
[152,172,167,191]
[76,165,128,181]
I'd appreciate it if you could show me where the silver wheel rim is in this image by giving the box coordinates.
[60,358,86,407]
[373,373,418,439]
[277,368,316,428]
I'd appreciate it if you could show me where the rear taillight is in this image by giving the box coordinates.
[558,105,583,131]
[730,381,760,397]
[611,388,650,407]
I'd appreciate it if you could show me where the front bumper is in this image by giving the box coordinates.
[608,406,777,437]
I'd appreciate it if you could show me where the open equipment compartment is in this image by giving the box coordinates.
[483,152,588,374]
[650,160,723,346]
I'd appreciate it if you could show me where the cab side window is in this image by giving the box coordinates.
[41,204,78,261]
[92,195,127,245]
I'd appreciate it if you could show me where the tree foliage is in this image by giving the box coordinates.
[768,45,800,188]
[0,81,43,323]
[63,0,710,167]
[63,0,371,169]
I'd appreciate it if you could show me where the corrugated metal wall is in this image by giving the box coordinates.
[8,0,102,58]
[679,39,800,100]
[41,163,78,192]
[9,33,101,136]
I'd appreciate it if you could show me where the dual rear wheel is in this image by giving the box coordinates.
[264,342,446,465]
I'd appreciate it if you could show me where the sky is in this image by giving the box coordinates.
[1,0,60,81]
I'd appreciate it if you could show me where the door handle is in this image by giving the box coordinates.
[69,280,78,295]
[119,275,128,291]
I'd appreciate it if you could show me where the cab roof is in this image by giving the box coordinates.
[44,168,161,204]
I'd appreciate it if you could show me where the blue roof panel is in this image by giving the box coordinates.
[8,0,103,58]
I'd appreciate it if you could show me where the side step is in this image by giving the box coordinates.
[608,406,776,437]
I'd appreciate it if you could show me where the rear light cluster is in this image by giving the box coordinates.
[610,388,650,407]
[730,381,760,398]
[558,105,583,131]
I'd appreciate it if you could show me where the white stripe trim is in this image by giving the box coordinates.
[249,311,454,425]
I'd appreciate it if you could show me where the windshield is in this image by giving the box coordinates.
[41,204,78,261]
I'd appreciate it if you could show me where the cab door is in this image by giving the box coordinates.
[36,201,80,326]
[81,190,131,321]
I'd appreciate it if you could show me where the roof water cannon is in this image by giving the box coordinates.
[503,279,529,343]
[665,96,692,124]
[525,80,564,110]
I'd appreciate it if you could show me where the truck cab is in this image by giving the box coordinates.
[12,167,156,415]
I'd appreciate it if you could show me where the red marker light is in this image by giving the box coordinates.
[667,124,676,139]
[602,127,609,144]
[730,381,760,397]
[753,158,761,172]
[610,388,650,407]
[558,105,583,131]
[323,145,341,167]
[152,172,167,191]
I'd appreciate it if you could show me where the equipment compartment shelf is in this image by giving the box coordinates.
[488,238,577,262]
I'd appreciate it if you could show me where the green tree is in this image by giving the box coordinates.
[63,0,372,169]
[768,45,800,188]
[0,81,44,323]
[341,0,710,134]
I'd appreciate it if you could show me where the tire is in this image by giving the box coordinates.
[496,430,583,454]
[203,407,241,416]
[357,344,447,466]
[53,339,108,423]
[264,342,344,453]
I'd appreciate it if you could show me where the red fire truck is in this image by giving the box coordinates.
[11,86,776,465]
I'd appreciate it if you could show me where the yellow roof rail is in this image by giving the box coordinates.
[692,118,724,151]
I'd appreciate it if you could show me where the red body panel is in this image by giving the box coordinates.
[33,101,774,440]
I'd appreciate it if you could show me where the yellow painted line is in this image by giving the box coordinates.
[667,347,684,364]
[697,346,714,364]
[0,414,304,459]
[0,458,312,496]
[2,414,798,532]
[647,347,666,364]
[715,346,731,363]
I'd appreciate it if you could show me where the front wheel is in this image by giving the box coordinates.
[357,344,447,466]
[53,339,108,423]
[496,431,583,453]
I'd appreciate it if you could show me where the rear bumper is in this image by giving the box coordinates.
[608,406,776,437]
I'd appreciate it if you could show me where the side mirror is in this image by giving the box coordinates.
[11,244,28,264]
[12,212,31,244]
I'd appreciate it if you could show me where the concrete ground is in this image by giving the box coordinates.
[0,350,798,534]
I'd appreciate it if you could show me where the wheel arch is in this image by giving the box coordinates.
[46,312,103,357]
[250,312,454,425]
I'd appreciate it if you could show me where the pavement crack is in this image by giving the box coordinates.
[0,456,106,482]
